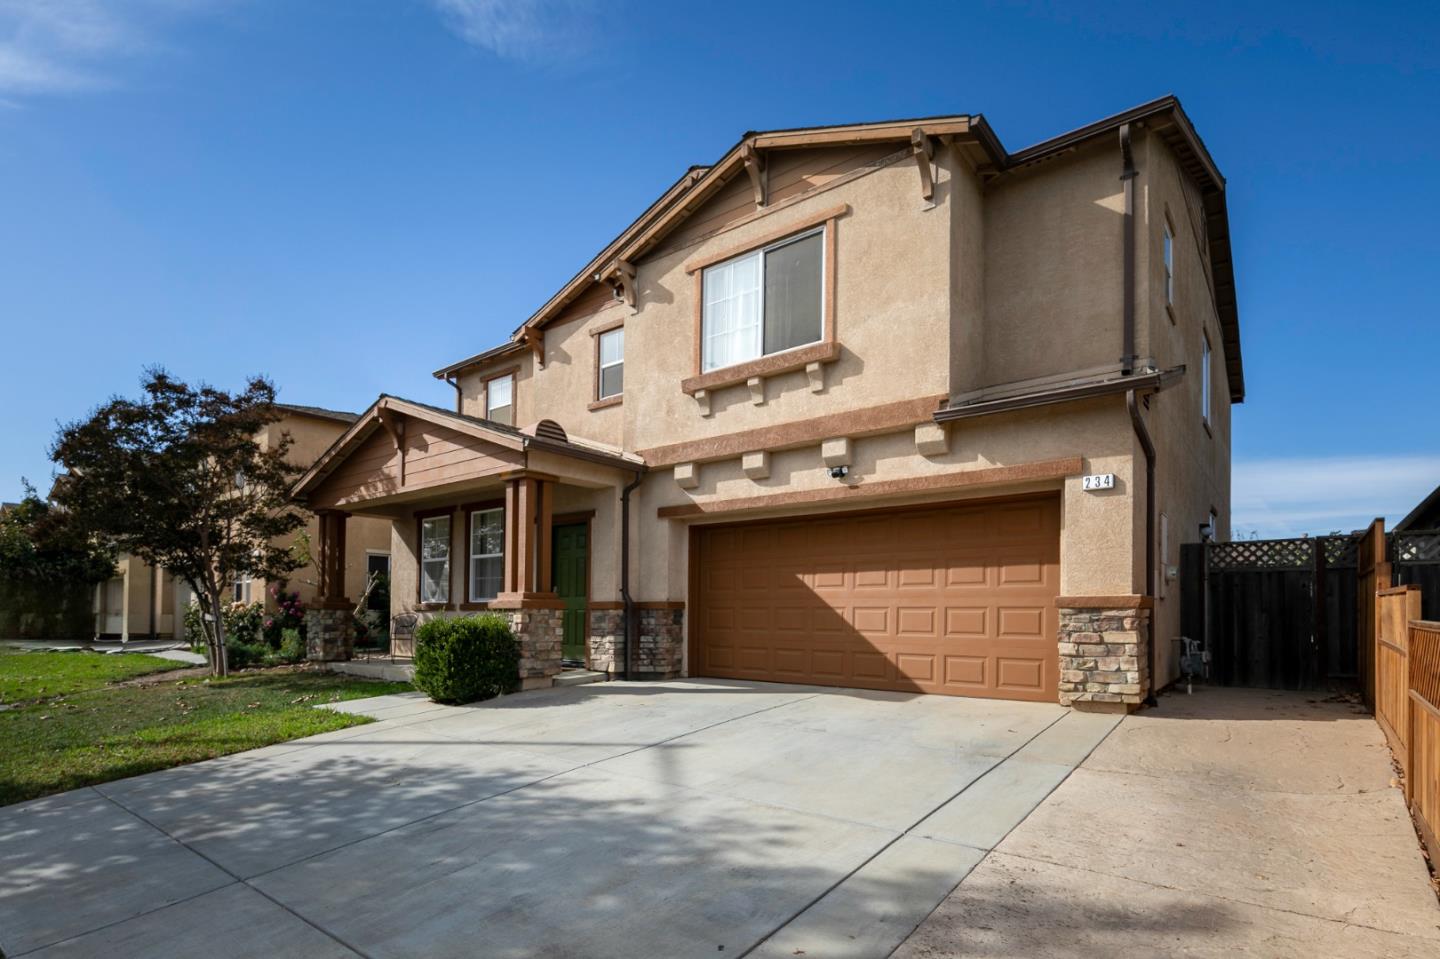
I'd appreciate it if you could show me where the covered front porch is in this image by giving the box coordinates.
[292,396,648,689]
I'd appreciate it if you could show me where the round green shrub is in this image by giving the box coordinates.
[412,614,520,705]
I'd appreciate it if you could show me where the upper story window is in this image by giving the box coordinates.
[1201,330,1213,427]
[485,373,514,426]
[420,514,451,604]
[232,572,251,604]
[597,327,624,400]
[702,228,823,372]
[468,508,504,602]
[1163,220,1175,307]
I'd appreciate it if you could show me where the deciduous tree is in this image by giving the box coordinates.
[51,370,304,675]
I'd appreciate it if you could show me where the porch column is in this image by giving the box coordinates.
[315,509,351,604]
[499,476,556,600]
[495,475,563,689]
[307,509,354,662]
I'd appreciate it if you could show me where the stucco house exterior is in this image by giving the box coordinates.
[94,404,393,640]
[294,96,1242,711]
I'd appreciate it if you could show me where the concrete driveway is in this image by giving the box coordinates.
[897,687,1440,958]
[0,679,1115,958]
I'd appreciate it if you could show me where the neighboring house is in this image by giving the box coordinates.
[1395,484,1440,533]
[294,95,1243,711]
[93,404,393,640]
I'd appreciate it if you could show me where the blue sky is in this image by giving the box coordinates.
[1,0,1437,536]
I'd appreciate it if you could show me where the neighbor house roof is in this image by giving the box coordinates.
[1395,484,1440,532]
[276,403,359,424]
[434,95,1243,400]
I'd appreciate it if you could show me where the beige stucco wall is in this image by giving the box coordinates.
[1137,128,1234,685]
[981,138,1127,386]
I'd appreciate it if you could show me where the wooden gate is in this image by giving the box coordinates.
[1186,535,1359,690]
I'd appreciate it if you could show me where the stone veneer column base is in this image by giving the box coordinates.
[635,606,684,679]
[588,607,624,678]
[585,605,685,679]
[504,607,564,689]
[304,605,354,662]
[1058,605,1150,710]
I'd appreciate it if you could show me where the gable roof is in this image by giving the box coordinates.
[434,96,1243,400]
[276,403,359,425]
[291,394,643,501]
[1395,483,1440,532]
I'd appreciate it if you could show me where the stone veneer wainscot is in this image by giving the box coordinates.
[1057,604,1151,709]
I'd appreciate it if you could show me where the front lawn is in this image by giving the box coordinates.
[0,650,412,806]
[0,645,181,703]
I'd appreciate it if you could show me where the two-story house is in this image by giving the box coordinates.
[294,96,1242,711]
[95,404,392,641]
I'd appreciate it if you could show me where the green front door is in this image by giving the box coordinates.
[552,523,588,664]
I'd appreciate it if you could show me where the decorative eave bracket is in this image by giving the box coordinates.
[740,142,768,208]
[522,328,546,369]
[911,128,935,203]
[377,409,407,484]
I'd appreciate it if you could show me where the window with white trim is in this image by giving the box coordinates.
[1163,221,1174,306]
[701,228,823,372]
[420,515,451,604]
[486,374,514,426]
[232,572,252,604]
[597,327,624,400]
[469,508,504,602]
[1201,331,1213,426]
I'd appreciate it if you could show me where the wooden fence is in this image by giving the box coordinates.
[1376,586,1420,759]
[1373,583,1440,863]
[1409,621,1440,858]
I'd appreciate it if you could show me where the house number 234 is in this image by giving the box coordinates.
[1082,473,1116,491]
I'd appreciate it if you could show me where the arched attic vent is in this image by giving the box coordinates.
[522,419,568,444]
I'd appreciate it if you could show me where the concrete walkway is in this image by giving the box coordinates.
[0,680,1115,958]
[897,687,1440,958]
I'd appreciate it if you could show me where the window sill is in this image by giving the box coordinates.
[415,602,452,611]
[681,340,840,396]
[588,394,623,411]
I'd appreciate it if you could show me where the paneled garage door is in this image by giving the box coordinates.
[693,496,1060,701]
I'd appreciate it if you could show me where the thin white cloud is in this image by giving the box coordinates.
[0,0,218,99]
[429,0,593,61]
[1232,454,1440,538]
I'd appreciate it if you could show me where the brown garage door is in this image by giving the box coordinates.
[693,495,1060,701]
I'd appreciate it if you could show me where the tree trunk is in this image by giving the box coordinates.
[203,582,229,678]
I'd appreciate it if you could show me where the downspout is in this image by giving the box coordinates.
[445,375,462,414]
[620,468,644,680]
[1120,122,1157,706]
[1119,123,1137,375]
[1128,390,1158,707]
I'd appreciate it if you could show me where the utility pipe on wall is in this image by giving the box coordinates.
[620,469,644,680]
[1128,389,1159,706]
[1119,122,1137,376]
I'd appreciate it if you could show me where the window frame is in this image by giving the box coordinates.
[595,325,624,402]
[699,225,826,374]
[1201,329,1213,429]
[483,369,517,426]
[416,509,454,607]
[466,503,506,604]
[232,572,252,604]
[1163,217,1175,310]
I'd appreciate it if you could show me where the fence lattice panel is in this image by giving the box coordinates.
[1394,531,1440,564]
[1208,537,1316,571]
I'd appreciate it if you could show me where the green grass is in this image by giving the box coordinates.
[0,652,413,806]
[0,646,181,704]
